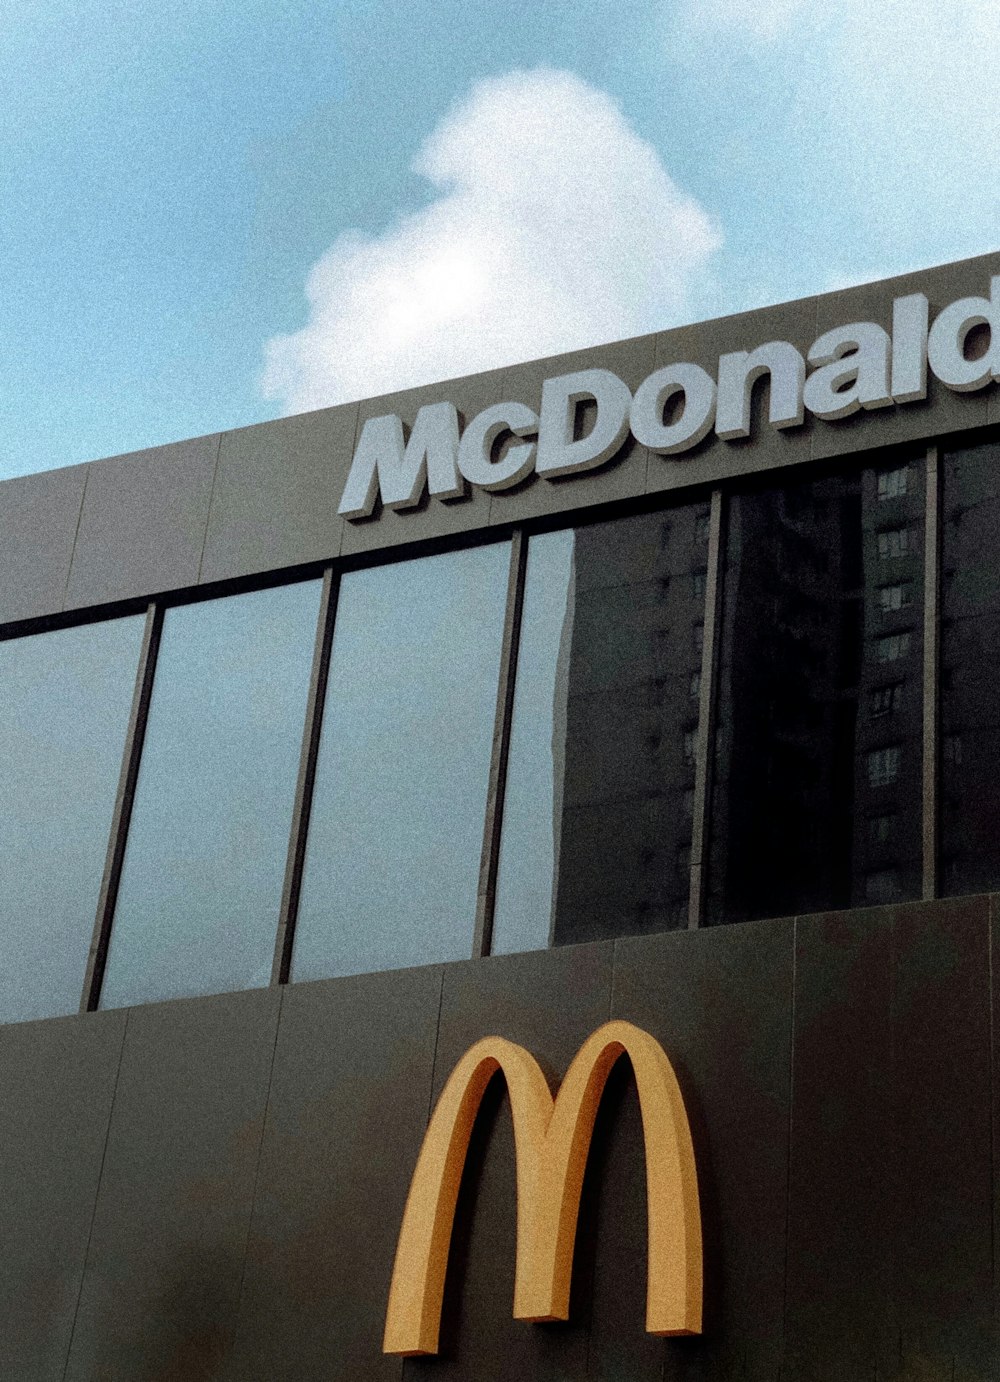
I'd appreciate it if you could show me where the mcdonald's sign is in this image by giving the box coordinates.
[383,1019,702,1356]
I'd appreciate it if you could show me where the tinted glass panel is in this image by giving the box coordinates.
[493,506,709,951]
[101,581,321,1008]
[292,542,510,980]
[492,530,574,954]
[708,462,924,923]
[0,616,144,1022]
[941,438,1000,895]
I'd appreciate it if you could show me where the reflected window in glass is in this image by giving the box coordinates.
[708,460,924,923]
[879,582,912,612]
[493,506,708,952]
[877,466,910,500]
[867,745,901,787]
[940,438,1000,895]
[876,631,911,663]
[870,683,903,717]
[878,527,913,560]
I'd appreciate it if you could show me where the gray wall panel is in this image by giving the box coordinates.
[0,463,86,624]
[64,434,218,609]
[886,897,993,1382]
[0,899,997,1378]
[201,404,357,583]
[64,988,280,1382]
[783,909,894,1382]
[225,966,443,1382]
[0,1009,125,1382]
[612,917,795,1382]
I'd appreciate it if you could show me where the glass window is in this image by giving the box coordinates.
[100,581,322,1009]
[492,506,707,952]
[292,542,510,981]
[708,461,924,923]
[940,438,1000,894]
[0,616,144,1022]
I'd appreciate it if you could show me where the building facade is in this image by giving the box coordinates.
[2,252,1000,1380]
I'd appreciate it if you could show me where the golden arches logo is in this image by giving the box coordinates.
[383,1019,702,1356]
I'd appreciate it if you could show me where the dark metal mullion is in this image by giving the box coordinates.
[473,530,528,958]
[81,600,163,1012]
[689,489,725,928]
[271,567,340,986]
[922,444,941,900]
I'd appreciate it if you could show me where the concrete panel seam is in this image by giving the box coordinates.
[231,988,285,1354]
[61,465,91,612]
[807,296,820,464]
[60,1007,129,1382]
[990,895,997,1339]
[195,433,223,586]
[426,967,446,1123]
[779,915,799,1374]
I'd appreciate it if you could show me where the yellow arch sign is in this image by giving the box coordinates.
[383,1019,702,1356]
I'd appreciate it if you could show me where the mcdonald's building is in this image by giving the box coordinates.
[4,250,1000,1381]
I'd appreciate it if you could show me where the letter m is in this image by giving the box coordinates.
[382,1019,702,1355]
[338,402,463,519]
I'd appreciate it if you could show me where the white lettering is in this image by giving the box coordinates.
[927,276,1000,392]
[803,321,892,422]
[457,401,538,491]
[631,363,716,455]
[715,342,805,440]
[338,402,463,518]
[534,369,632,478]
[890,294,929,403]
[336,278,1000,519]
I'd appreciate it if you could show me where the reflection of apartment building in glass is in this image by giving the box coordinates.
[3,253,1000,1381]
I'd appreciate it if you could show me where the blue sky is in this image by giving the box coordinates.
[3,0,997,480]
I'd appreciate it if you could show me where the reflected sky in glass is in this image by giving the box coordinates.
[492,530,575,955]
[101,580,321,1008]
[293,541,510,981]
[0,616,144,1022]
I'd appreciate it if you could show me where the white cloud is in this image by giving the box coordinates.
[261,68,721,415]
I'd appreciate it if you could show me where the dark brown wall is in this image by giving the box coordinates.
[2,894,998,1382]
